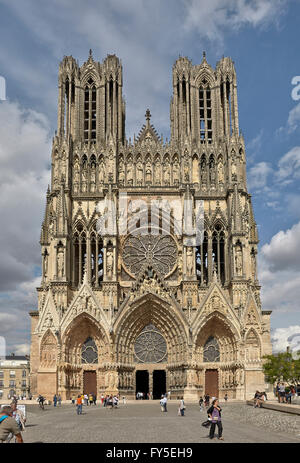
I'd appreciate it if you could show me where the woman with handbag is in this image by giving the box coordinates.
[207,398,224,440]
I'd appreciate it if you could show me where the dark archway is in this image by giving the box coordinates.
[153,370,166,399]
[136,370,149,399]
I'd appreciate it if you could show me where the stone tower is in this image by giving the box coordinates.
[30,52,272,400]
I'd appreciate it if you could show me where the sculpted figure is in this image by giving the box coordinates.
[186,246,194,276]
[57,249,64,278]
[106,246,114,279]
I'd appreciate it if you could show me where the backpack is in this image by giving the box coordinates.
[0,415,9,424]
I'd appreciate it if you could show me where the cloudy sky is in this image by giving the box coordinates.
[0,0,300,355]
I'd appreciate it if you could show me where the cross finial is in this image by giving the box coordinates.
[89,49,93,59]
[145,109,151,125]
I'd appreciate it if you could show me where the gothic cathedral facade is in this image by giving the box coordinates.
[30,51,272,400]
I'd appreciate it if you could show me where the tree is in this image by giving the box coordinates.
[263,351,300,386]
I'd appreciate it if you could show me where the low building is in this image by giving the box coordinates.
[0,354,30,399]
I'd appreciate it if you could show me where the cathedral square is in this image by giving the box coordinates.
[29,51,272,402]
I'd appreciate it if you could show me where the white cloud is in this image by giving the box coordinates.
[271,326,300,353]
[258,221,300,319]
[276,146,300,182]
[0,101,51,290]
[183,0,287,42]
[261,221,300,272]
[287,102,300,133]
[247,161,273,191]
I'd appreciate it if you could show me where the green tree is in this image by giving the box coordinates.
[263,351,300,386]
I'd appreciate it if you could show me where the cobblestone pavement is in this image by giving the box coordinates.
[20,401,300,443]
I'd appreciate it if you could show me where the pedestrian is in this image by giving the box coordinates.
[204,394,210,407]
[207,399,224,440]
[89,393,93,406]
[58,394,62,406]
[84,394,88,406]
[53,394,57,407]
[71,395,75,405]
[279,383,285,403]
[178,397,185,416]
[199,396,204,411]
[0,406,23,443]
[76,395,82,415]
[93,394,97,406]
[160,395,167,412]
[224,393,228,403]
[101,394,104,404]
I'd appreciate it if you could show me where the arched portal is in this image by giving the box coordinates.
[114,295,188,398]
[195,314,238,399]
[61,314,110,398]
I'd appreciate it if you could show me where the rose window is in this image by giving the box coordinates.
[203,336,220,362]
[122,234,177,277]
[81,337,98,364]
[134,324,167,363]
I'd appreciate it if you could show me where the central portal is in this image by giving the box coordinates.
[135,370,149,399]
[153,370,166,399]
[83,370,97,395]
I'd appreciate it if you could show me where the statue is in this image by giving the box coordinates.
[98,162,104,184]
[43,252,48,278]
[164,164,170,185]
[217,159,224,183]
[145,162,152,183]
[186,246,194,276]
[173,161,179,184]
[154,160,161,184]
[57,248,64,278]
[106,246,114,279]
[136,162,143,185]
[127,161,133,185]
[235,245,243,276]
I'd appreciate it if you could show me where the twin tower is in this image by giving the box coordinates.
[30,51,272,401]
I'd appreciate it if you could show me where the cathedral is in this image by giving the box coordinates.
[29,51,272,401]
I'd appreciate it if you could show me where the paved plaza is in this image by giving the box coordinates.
[18,401,300,443]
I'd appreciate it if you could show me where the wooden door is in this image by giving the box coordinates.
[205,369,219,398]
[83,371,97,395]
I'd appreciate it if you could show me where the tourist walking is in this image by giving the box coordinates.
[71,395,75,405]
[38,394,45,410]
[53,394,57,407]
[199,396,204,411]
[0,406,24,443]
[160,395,167,412]
[207,399,224,440]
[279,383,285,403]
[178,397,185,416]
[76,395,82,415]
[84,394,88,406]
[93,394,97,405]
[58,394,62,406]
[224,393,228,403]
[89,394,93,406]
[204,394,210,407]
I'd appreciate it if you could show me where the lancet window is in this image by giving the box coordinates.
[84,78,97,142]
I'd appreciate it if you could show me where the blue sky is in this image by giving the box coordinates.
[0,0,300,354]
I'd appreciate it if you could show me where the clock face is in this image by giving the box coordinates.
[122,233,177,277]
